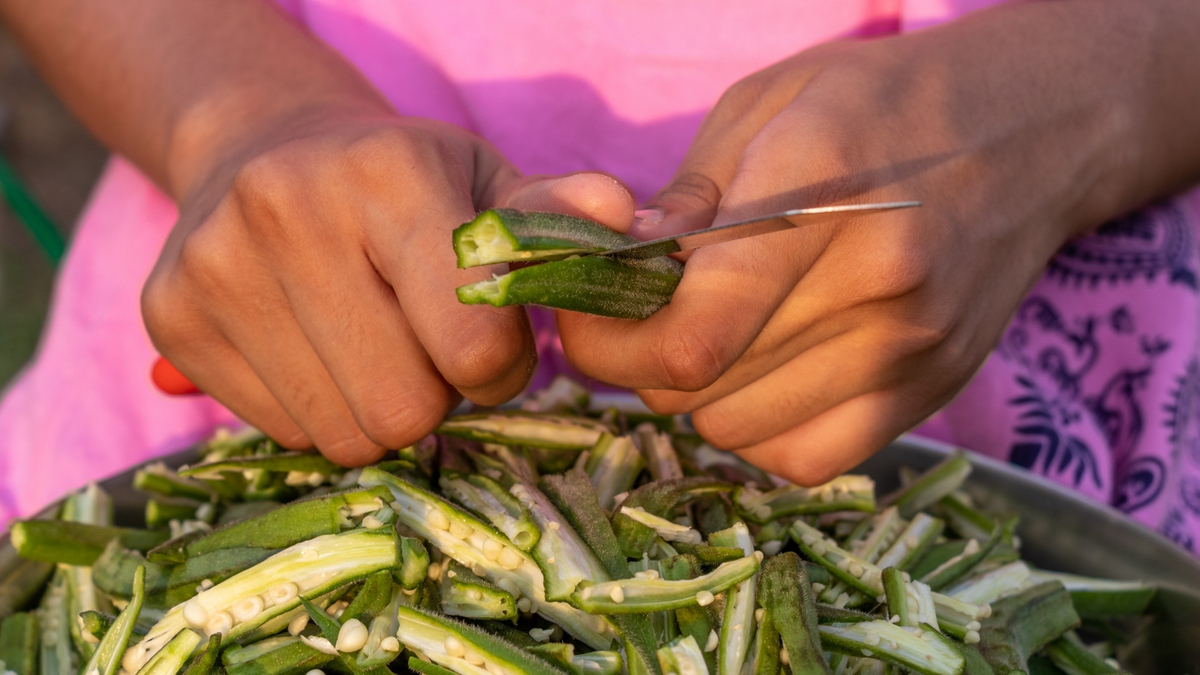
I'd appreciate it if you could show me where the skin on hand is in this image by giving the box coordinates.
[559,0,1200,485]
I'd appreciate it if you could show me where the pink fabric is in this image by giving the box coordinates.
[3,0,1199,554]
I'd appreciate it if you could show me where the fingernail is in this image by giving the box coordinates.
[633,208,664,225]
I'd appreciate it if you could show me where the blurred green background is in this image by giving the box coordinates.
[0,24,106,390]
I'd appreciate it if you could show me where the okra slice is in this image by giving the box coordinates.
[149,486,389,563]
[508,481,610,603]
[441,562,517,621]
[747,609,780,675]
[573,554,760,614]
[669,543,745,565]
[583,434,645,511]
[146,500,206,530]
[946,562,1032,607]
[92,540,278,609]
[10,521,170,566]
[440,474,540,552]
[37,570,75,675]
[134,464,218,504]
[453,209,630,267]
[400,537,432,591]
[355,584,407,669]
[438,411,613,450]
[882,567,914,628]
[974,582,1079,674]
[847,507,903,563]
[613,479,733,559]
[179,452,341,481]
[633,424,684,482]
[1043,633,1123,675]
[180,633,220,675]
[393,604,572,675]
[874,513,944,572]
[657,636,710,675]
[919,529,1001,591]
[82,565,146,675]
[789,520,882,597]
[0,557,54,619]
[882,452,972,519]
[619,507,702,545]
[708,523,758,675]
[0,612,38,675]
[528,642,624,675]
[936,492,998,543]
[133,628,200,675]
[817,621,964,675]
[360,468,615,650]
[757,553,830,675]
[456,254,683,320]
[735,476,875,524]
[1027,571,1155,618]
[126,529,401,672]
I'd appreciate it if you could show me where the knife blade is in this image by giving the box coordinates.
[590,201,921,260]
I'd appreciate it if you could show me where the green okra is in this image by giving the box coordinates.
[818,621,965,675]
[0,557,54,619]
[180,633,221,675]
[633,424,684,482]
[919,529,1001,591]
[618,507,702,546]
[441,562,517,621]
[882,452,973,519]
[223,635,335,675]
[708,524,757,675]
[657,636,709,675]
[583,434,645,511]
[974,582,1080,674]
[440,474,540,552]
[134,464,218,504]
[453,209,630,268]
[528,642,624,675]
[146,500,204,530]
[758,553,830,675]
[847,507,903,563]
[790,520,882,598]
[613,478,733,559]
[79,610,149,642]
[93,540,278,609]
[1027,571,1155,618]
[911,540,975,581]
[394,604,573,675]
[538,470,662,675]
[734,476,876,524]
[936,492,999,543]
[198,427,271,462]
[409,656,462,675]
[399,537,432,591]
[457,253,683,320]
[82,565,146,675]
[749,610,779,675]
[946,562,1032,607]
[341,570,396,626]
[1043,633,1123,675]
[882,567,913,628]
[148,486,389,563]
[438,411,613,451]
[668,543,745,565]
[874,513,944,572]
[9,521,170,566]
[37,570,75,675]
[508,481,610,603]
[360,468,616,650]
[0,612,38,675]
[179,452,341,481]
[134,627,201,675]
[297,598,388,675]
[813,604,876,625]
[659,555,716,674]
[572,554,761,614]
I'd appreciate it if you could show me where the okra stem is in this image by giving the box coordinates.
[82,565,146,675]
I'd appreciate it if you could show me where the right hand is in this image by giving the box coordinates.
[142,110,635,466]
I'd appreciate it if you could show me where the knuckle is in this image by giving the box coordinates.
[659,171,723,211]
[356,394,446,450]
[440,318,530,392]
[656,326,727,392]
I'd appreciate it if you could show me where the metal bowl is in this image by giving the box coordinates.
[3,432,1199,673]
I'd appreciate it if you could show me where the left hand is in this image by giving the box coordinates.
[557,1,1187,484]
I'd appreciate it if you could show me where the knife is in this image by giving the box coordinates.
[591,201,921,260]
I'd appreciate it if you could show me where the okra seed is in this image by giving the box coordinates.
[301,636,339,656]
[836,558,851,571]
[204,611,233,637]
[336,619,369,652]
[448,569,458,578]
[487,662,506,675]
[753,550,764,562]
[381,637,401,652]
[517,598,532,613]
[864,632,880,646]
[889,614,900,623]
[760,541,783,556]
[483,539,503,560]
[362,515,385,529]
[428,508,451,531]
[498,547,522,570]
[231,595,265,623]
[288,612,310,636]
[834,593,850,608]
[695,591,715,606]
[812,583,826,593]
[820,490,835,504]
[548,521,561,531]
[547,557,556,564]
[466,589,483,601]
[200,579,214,590]
[779,647,789,665]
[444,636,466,658]
[754,506,771,520]
[848,562,864,577]
[905,536,920,549]
[449,521,473,539]
[981,604,993,618]
[965,621,981,631]
[860,649,872,657]
[466,652,485,666]
[901,572,911,582]
[755,608,765,623]
[812,542,828,555]
[87,669,99,675]
[529,628,553,642]
[306,670,326,675]
[705,630,719,652]
[732,624,742,632]
[612,492,629,504]
[182,598,209,628]
[609,586,625,603]
[913,629,923,637]
[964,631,981,644]
[301,548,319,561]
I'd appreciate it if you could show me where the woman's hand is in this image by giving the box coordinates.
[559,1,1200,484]
[143,111,634,466]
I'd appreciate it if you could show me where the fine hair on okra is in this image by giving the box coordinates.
[0,382,1161,675]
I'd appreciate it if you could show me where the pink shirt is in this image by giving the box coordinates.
[3,0,1199,555]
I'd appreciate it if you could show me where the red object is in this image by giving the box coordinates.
[152,356,202,395]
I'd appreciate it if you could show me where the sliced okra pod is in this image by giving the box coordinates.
[583,434,645,511]
[93,539,278,609]
[441,562,517,621]
[134,464,218,504]
[37,570,75,675]
[133,628,201,675]
[528,642,624,675]
[873,513,944,572]
[817,621,964,675]
[790,520,883,598]
[399,537,432,591]
[612,479,732,559]
[657,635,709,675]
[935,492,998,542]
[457,253,683,320]
[222,635,335,675]
[658,556,716,675]
[734,476,875,524]
[1027,571,1155,618]
[360,468,616,650]
[847,507,903,563]
[355,584,407,669]
[179,452,341,482]
[946,562,1031,607]
[507,481,610,603]
[0,612,38,675]
[126,528,401,672]
[573,554,760,614]
[747,609,779,675]
[83,565,146,675]
[668,542,745,565]
[708,523,758,675]
[618,507,702,545]
[146,500,207,530]
[882,567,914,628]
[881,451,972,519]
[633,424,684,482]
[1043,632,1123,675]
[453,208,629,267]
[919,529,1001,591]
[438,411,613,451]
[440,474,540,552]
[0,557,54,619]
[10,521,170,566]
[974,582,1079,674]
[393,604,572,675]
[758,553,830,675]
[521,375,591,414]
[180,633,221,675]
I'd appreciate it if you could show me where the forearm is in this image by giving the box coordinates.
[0,0,394,202]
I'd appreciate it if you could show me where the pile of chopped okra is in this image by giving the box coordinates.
[0,379,1159,675]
